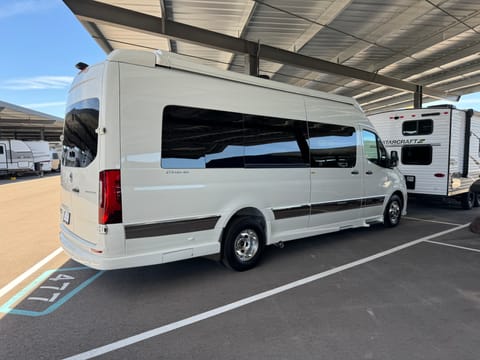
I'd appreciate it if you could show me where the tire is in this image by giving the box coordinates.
[222,217,265,271]
[461,191,475,210]
[473,192,480,208]
[384,194,402,227]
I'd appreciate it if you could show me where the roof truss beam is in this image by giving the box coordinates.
[63,0,457,101]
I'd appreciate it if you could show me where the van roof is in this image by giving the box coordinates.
[106,49,361,109]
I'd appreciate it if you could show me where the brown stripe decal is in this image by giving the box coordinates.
[273,196,385,220]
[272,205,310,220]
[311,199,362,215]
[125,216,220,239]
[362,196,385,207]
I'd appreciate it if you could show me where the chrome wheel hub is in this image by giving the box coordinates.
[234,229,259,262]
[389,201,401,224]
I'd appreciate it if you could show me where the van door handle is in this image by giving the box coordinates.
[351,170,359,175]
[366,170,373,175]
[72,187,80,193]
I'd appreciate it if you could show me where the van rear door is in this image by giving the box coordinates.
[61,98,100,243]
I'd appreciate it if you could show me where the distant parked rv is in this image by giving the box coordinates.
[25,141,52,173]
[0,139,35,176]
[369,106,480,209]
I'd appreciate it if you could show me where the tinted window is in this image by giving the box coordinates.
[62,98,99,168]
[401,145,432,165]
[402,120,433,136]
[362,130,389,168]
[162,106,244,169]
[244,115,308,168]
[161,105,357,170]
[0,146,4,155]
[309,123,356,168]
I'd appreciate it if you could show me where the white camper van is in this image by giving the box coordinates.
[25,140,52,173]
[60,49,407,271]
[0,139,35,176]
[369,107,480,209]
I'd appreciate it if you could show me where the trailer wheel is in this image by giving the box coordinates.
[473,193,480,208]
[461,191,475,210]
[222,217,265,271]
[384,194,402,227]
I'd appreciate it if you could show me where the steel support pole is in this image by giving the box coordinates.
[414,85,423,108]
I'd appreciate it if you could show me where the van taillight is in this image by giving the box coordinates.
[99,170,122,225]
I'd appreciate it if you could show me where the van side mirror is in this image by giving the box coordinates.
[390,150,399,167]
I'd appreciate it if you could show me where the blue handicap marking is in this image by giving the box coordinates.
[0,267,104,317]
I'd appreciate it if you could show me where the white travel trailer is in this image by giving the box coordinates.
[369,107,480,209]
[25,140,52,173]
[0,139,35,176]
[60,49,407,271]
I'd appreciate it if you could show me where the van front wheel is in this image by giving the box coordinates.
[384,195,402,227]
[222,218,265,271]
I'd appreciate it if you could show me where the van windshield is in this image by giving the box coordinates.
[62,98,99,168]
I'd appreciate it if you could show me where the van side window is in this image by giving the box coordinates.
[243,115,308,168]
[308,123,356,168]
[402,119,433,136]
[161,105,308,169]
[362,130,388,168]
[401,145,433,165]
[0,146,4,155]
[62,98,99,168]
[162,106,244,169]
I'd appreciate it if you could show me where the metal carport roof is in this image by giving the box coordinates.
[0,100,63,142]
[64,0,480,114]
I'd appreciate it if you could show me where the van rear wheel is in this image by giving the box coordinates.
[384,194,402,227]
[222,217,265,271]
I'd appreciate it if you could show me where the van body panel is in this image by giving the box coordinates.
[60,49,407,270]
[305,97,365,226]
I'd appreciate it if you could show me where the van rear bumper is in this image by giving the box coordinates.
[60,225,114,270]
[60,224,220,270]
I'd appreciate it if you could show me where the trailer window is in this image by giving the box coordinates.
[402,119,433,136]
[309,123,356,168]
[401,145,432,165]
[62,98,99,168]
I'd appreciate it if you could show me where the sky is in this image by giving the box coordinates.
[0,0,105,119]
[0,0,478,119]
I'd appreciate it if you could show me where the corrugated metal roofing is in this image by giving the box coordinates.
[66,0,480,113]
[0,100,63,141]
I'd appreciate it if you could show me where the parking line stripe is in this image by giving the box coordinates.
[0,247,64,299]
[63,223,470,360]
[425,240,480,253]
[403,216,462,226]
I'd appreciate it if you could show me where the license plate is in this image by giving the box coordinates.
[405,175,415,182]
[63,209,71,225]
